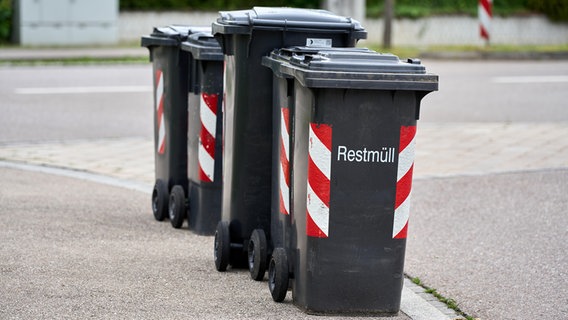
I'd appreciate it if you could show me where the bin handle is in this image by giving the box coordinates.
[249,18,357,30]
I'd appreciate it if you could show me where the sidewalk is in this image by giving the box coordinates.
[2,123,567,184]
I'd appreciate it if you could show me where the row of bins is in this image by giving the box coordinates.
[141,7,438,316]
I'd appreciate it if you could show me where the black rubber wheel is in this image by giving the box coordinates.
[268,248,289,302]
[169,185,185,229]
[248,229,268,281]
[151,179,168,221]
[214,221,230,272]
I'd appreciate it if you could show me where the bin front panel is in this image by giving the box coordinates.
[189,60,224,235]
[271,76,294,251]
[150,45,189,193]
[219,28,365,245]
[291,84,419,314]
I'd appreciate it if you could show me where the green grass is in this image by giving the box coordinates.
[410,276,476,320]
[365,43,568,59]
[366,1,537,19]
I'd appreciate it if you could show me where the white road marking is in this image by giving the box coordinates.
[492,75,568,84]
[14,86,153,95]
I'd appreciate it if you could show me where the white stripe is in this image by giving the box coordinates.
[307,182,329,237]
[280,110,290,160]
[155,72,164,109]
[492,75,568,84]
[279,161,290,214]
[158,121,166,153]
[200,95,217,137]
[308,125,331,179]
[393,190,411,238]
[478,4,491,30]
[397,137,416,181]
[14,86,153,95]
[198,143,215,181]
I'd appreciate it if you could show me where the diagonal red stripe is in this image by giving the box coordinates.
[480,26,490,39]
[310,123,332,151]
[393,221,408,239]
[158,136,166,154]
[399,126,416,152]
[306,209,328,238]
[280,138,290,186]
[199,164,213,183]
[200,126,216,159]
[155,69,162,86]
[395,164,414,209]
[279,190,289,215]
[201,93,218,114]
[308,155,330,206]
[282,107,290,134]
[480,0,492,16]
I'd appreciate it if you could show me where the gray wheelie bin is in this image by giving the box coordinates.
[141,26,209,226]
[168,32,224,235]
[211,7,367,280]
[262,47,438,314]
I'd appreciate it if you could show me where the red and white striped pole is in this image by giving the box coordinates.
[479,0,492,45]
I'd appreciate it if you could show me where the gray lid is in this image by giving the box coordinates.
[212,7,366,39]
[262,47,438,91]
[141,25,211,47]
[181,32,223,61]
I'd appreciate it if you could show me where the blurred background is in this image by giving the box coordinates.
[1,0,567,51]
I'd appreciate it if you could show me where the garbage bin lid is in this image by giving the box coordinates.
[141,25,211,47]
[212,7,366,39]
[181,32,223,61]
[262,47,438,91]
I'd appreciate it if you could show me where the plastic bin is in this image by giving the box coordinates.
[141,25,209,225]
[211,7,367,279]
[262,47,438,314]
[170,32,224,235]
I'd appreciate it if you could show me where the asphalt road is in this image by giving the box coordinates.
[1,60,568,144]
[421,60,568,122]
[0,65,153,143]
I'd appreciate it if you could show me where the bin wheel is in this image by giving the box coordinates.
[268,248,289,302]
[248,229,267,281]
[169,185,186,229]
[214,221,230,272]
[151,179,168,221]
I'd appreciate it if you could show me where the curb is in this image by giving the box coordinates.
[1,48,568,62]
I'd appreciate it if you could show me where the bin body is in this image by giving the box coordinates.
[263,48,438,314]
[212,7,367,262]
[141,26,210,202]
[181,33,224,235]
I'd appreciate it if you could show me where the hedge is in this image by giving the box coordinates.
[1,0,566,43]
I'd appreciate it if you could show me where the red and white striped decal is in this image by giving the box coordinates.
[479,0,492,41]
[155,70,166,154]
[279,108,291,215]
[306,123,332,238]
[198,93,218,183]
[393,125,416,239]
